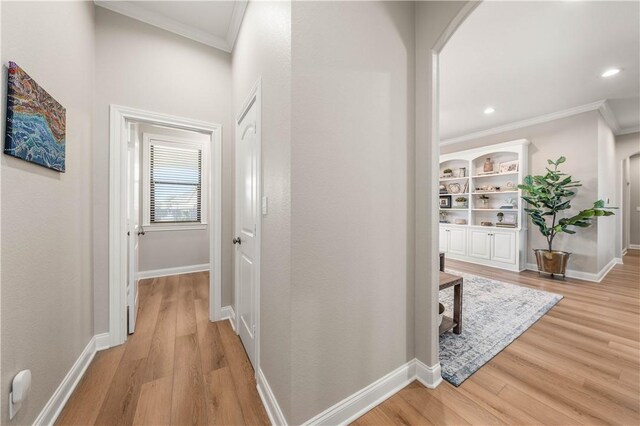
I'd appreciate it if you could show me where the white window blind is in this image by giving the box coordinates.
[149,144,202,223]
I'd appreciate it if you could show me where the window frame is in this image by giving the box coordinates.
[142,133,209,231]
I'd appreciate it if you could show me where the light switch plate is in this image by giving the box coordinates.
[262,196,268,215]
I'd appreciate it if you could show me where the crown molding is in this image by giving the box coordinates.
[441,100,609,146]
[597,99,620,134]
[617,125,640,136]
[95,1,243,53]
[227,1,248,51]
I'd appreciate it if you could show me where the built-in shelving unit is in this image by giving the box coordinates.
[438,139,529,272]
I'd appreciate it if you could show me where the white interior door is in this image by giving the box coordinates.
[235,97,259,368]
[127,123,141,334]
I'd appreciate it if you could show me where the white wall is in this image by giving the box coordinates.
[442,111,604,274]
[232,0,293,419]
[630,154,640,246]
[1,2,95,423]
[135,123,210,272]
[289,1,415,423]
[94,7,234,332]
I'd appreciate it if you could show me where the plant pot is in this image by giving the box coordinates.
[438,303,445,326]
[534,249,570,279]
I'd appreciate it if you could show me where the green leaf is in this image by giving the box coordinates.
[556,156,566,164]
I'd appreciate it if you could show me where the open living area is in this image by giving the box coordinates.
[1,1,639,425]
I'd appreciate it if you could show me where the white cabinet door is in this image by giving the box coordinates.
[439,227,448,253]
[469,230,491,260]
[448,228,466,256]
[492,231,516,264]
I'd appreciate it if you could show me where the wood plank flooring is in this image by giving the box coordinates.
[56,272,270,426]
[354,250,640,425]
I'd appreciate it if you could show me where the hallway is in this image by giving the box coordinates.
[56,273,269,425]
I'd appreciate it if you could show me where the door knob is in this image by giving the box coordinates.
[137,230,145,236]
[233,237,242,245]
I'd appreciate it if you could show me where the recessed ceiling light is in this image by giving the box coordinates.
[601,68,621,78]
[484,107,495,114]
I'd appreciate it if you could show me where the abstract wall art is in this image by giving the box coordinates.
[5,61,66,172]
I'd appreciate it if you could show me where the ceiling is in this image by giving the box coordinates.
[94,1,247,52]
[440,1,640,143]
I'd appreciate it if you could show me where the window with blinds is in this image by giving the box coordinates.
[149,143,202,223]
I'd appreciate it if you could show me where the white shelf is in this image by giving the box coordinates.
[439,176,469,181]
[440,208,468,211]
[471,191,518,195]
[472,208,518,212]
[471,172,519,178]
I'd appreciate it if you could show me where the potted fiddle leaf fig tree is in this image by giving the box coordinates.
[518,156,615,279]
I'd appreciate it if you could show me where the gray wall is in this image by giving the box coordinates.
[232,0,293,420]
[442,111,604,273]
[290,1,415,423]
[630,154,640,246]
[615,132,640,253]
[1,2,95,423]
[135,123,210,272]
[415,0,471,370]
[93,7,234,332]
[597,115,617,269]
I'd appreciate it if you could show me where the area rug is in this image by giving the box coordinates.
[439,269,562,386]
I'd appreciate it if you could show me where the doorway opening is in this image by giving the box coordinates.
[108,105,222,347]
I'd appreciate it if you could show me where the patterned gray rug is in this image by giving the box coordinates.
[439,269,562,386]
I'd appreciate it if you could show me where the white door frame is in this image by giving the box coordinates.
[234,79,262,374]
[108,104,223,347]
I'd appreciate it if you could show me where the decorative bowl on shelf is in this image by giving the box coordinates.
[454,219,467,225]
[481,221,493,226]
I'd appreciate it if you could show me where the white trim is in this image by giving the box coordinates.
[94,1,242,53]
[629,244,640,250]
[221,305,236,331]
[598,100,620,134]
[137,263,210,280]
[525,256,619,283]
[226,1,248,51]
[95,333,111,351]
[257,369,288,426]
[413,359,443,389]
[109,105,223,347]
[301,359,441,426]
[618,126,640,136]
[33,336,98,426]
[234,79,262,375]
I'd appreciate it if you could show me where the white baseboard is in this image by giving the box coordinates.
[95,332,111,351]
[302,359,432,426]
[257,368,288,426]
[412,359,442,389]
[221,305,236,331]
[629,244,640,250]
[33,335,98,426]
[137,263,210,280]
[525,256,619,283]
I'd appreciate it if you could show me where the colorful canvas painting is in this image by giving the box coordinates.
[4,61,66,172]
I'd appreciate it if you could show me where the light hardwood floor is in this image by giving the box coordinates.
[58,253,639,425]
[354,250,640,425]
[56,272,270,426]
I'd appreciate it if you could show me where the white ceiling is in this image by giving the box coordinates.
[440,1,640,143]
[94,1,247,52]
